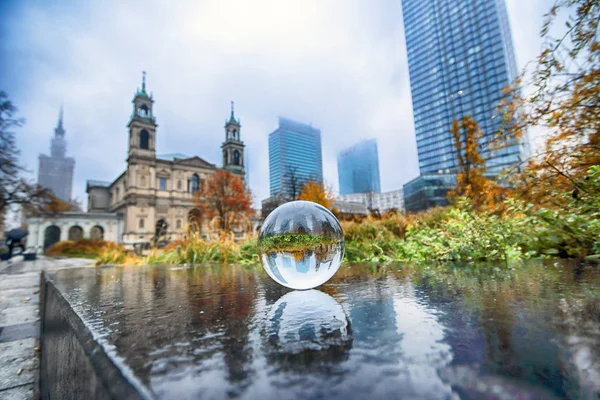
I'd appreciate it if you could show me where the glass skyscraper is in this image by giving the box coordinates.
[337,139,381,195]
[401,0,528,212]
[269,117,323,197]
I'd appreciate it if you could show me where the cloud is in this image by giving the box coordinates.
[0,0,550,209]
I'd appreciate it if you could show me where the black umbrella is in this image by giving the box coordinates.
[6,228,28,240]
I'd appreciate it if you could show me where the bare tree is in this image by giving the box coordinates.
[282,166,304,201]
[0,91,51,214]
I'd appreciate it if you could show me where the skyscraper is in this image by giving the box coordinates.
[38,107,75,202]
[269,117,323,198]
[337,139,381,195]
[401,0,528,212]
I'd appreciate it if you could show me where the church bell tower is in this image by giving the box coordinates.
[127,72,157,160]
[221,101,245,177]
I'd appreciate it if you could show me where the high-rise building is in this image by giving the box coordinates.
[401,0,528,212]
[268,117,323,197]
[337,139,381,195]
[38,107,75,202]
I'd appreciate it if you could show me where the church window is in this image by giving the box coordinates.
[139,104,149,117]
[139,218,145,229]
[233,129,237,139]
[159,177,167,191]
[176,219,181,229]
[190,174,200,193]
[140,130,150,149]
[68,226,84,241]
[233,150,240,165]
[177,180,182,190]
[141,175,146,187]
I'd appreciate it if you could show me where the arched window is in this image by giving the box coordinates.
[177,180,182,190]
[90,225,104,240]
[232,129,237,139]
[140,175,146,187]
[176,219,182,229]
[155,219,168,241]
[44,225,61,251]
[139,104,149,117]
[233,150,240,165]
[139,218,145,229]
[189,174,200,193]
[68,226,84,241]
[140,130,149,149]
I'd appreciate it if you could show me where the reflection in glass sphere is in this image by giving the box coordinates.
[258,201,344,290]
[265,290,352,355]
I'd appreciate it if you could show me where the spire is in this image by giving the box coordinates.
[55,104,65,137]
[133,71,150,99]
[58,104,64,129]
[228,100,239,125]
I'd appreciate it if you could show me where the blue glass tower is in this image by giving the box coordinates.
[269,118,323,197]
[401,0,528,212]
[337,139,381,195]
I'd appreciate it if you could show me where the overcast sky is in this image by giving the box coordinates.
[0,0,550,208]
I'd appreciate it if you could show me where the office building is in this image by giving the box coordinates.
[401,0,528,212]
[38,107,75,202]
[268,118,323,197]
[337,139,381,195]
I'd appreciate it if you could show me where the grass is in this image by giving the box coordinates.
[46,240,129,260]
[257,233,339,253]
[90,177,599,266]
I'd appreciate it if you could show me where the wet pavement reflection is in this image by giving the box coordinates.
[52,261,600,400]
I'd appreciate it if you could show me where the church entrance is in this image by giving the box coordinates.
[154,219,168,246]
[44,225,61,251]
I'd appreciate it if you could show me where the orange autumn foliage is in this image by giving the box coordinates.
[298,181,333,209]
[499,0,600,207]
[448,115,507,210]
[194,170,253,232]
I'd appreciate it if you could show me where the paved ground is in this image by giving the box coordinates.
[0,256,94,399]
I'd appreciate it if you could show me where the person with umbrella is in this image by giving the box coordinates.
[6,228,28,258]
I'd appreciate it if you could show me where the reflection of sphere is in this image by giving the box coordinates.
[265,290,352,355]
[258,201,344,290]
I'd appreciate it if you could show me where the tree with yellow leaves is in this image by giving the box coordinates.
[298,181,334,209]
[448,115,507,210]
[499,0,600,206]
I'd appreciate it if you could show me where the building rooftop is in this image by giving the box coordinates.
[86,180,112,188]
[157,153,190,161]
[276,117,320,136]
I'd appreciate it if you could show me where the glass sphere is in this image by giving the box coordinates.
[258,200,344,290]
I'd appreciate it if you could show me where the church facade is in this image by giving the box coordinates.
[38,107,75,202]
[87,73,246,247]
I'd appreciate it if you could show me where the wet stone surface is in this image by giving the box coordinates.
[51,261,600,400]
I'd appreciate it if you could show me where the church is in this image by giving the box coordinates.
[86,73,246,247]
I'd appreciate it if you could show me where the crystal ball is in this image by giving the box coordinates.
[258,200,344,290]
